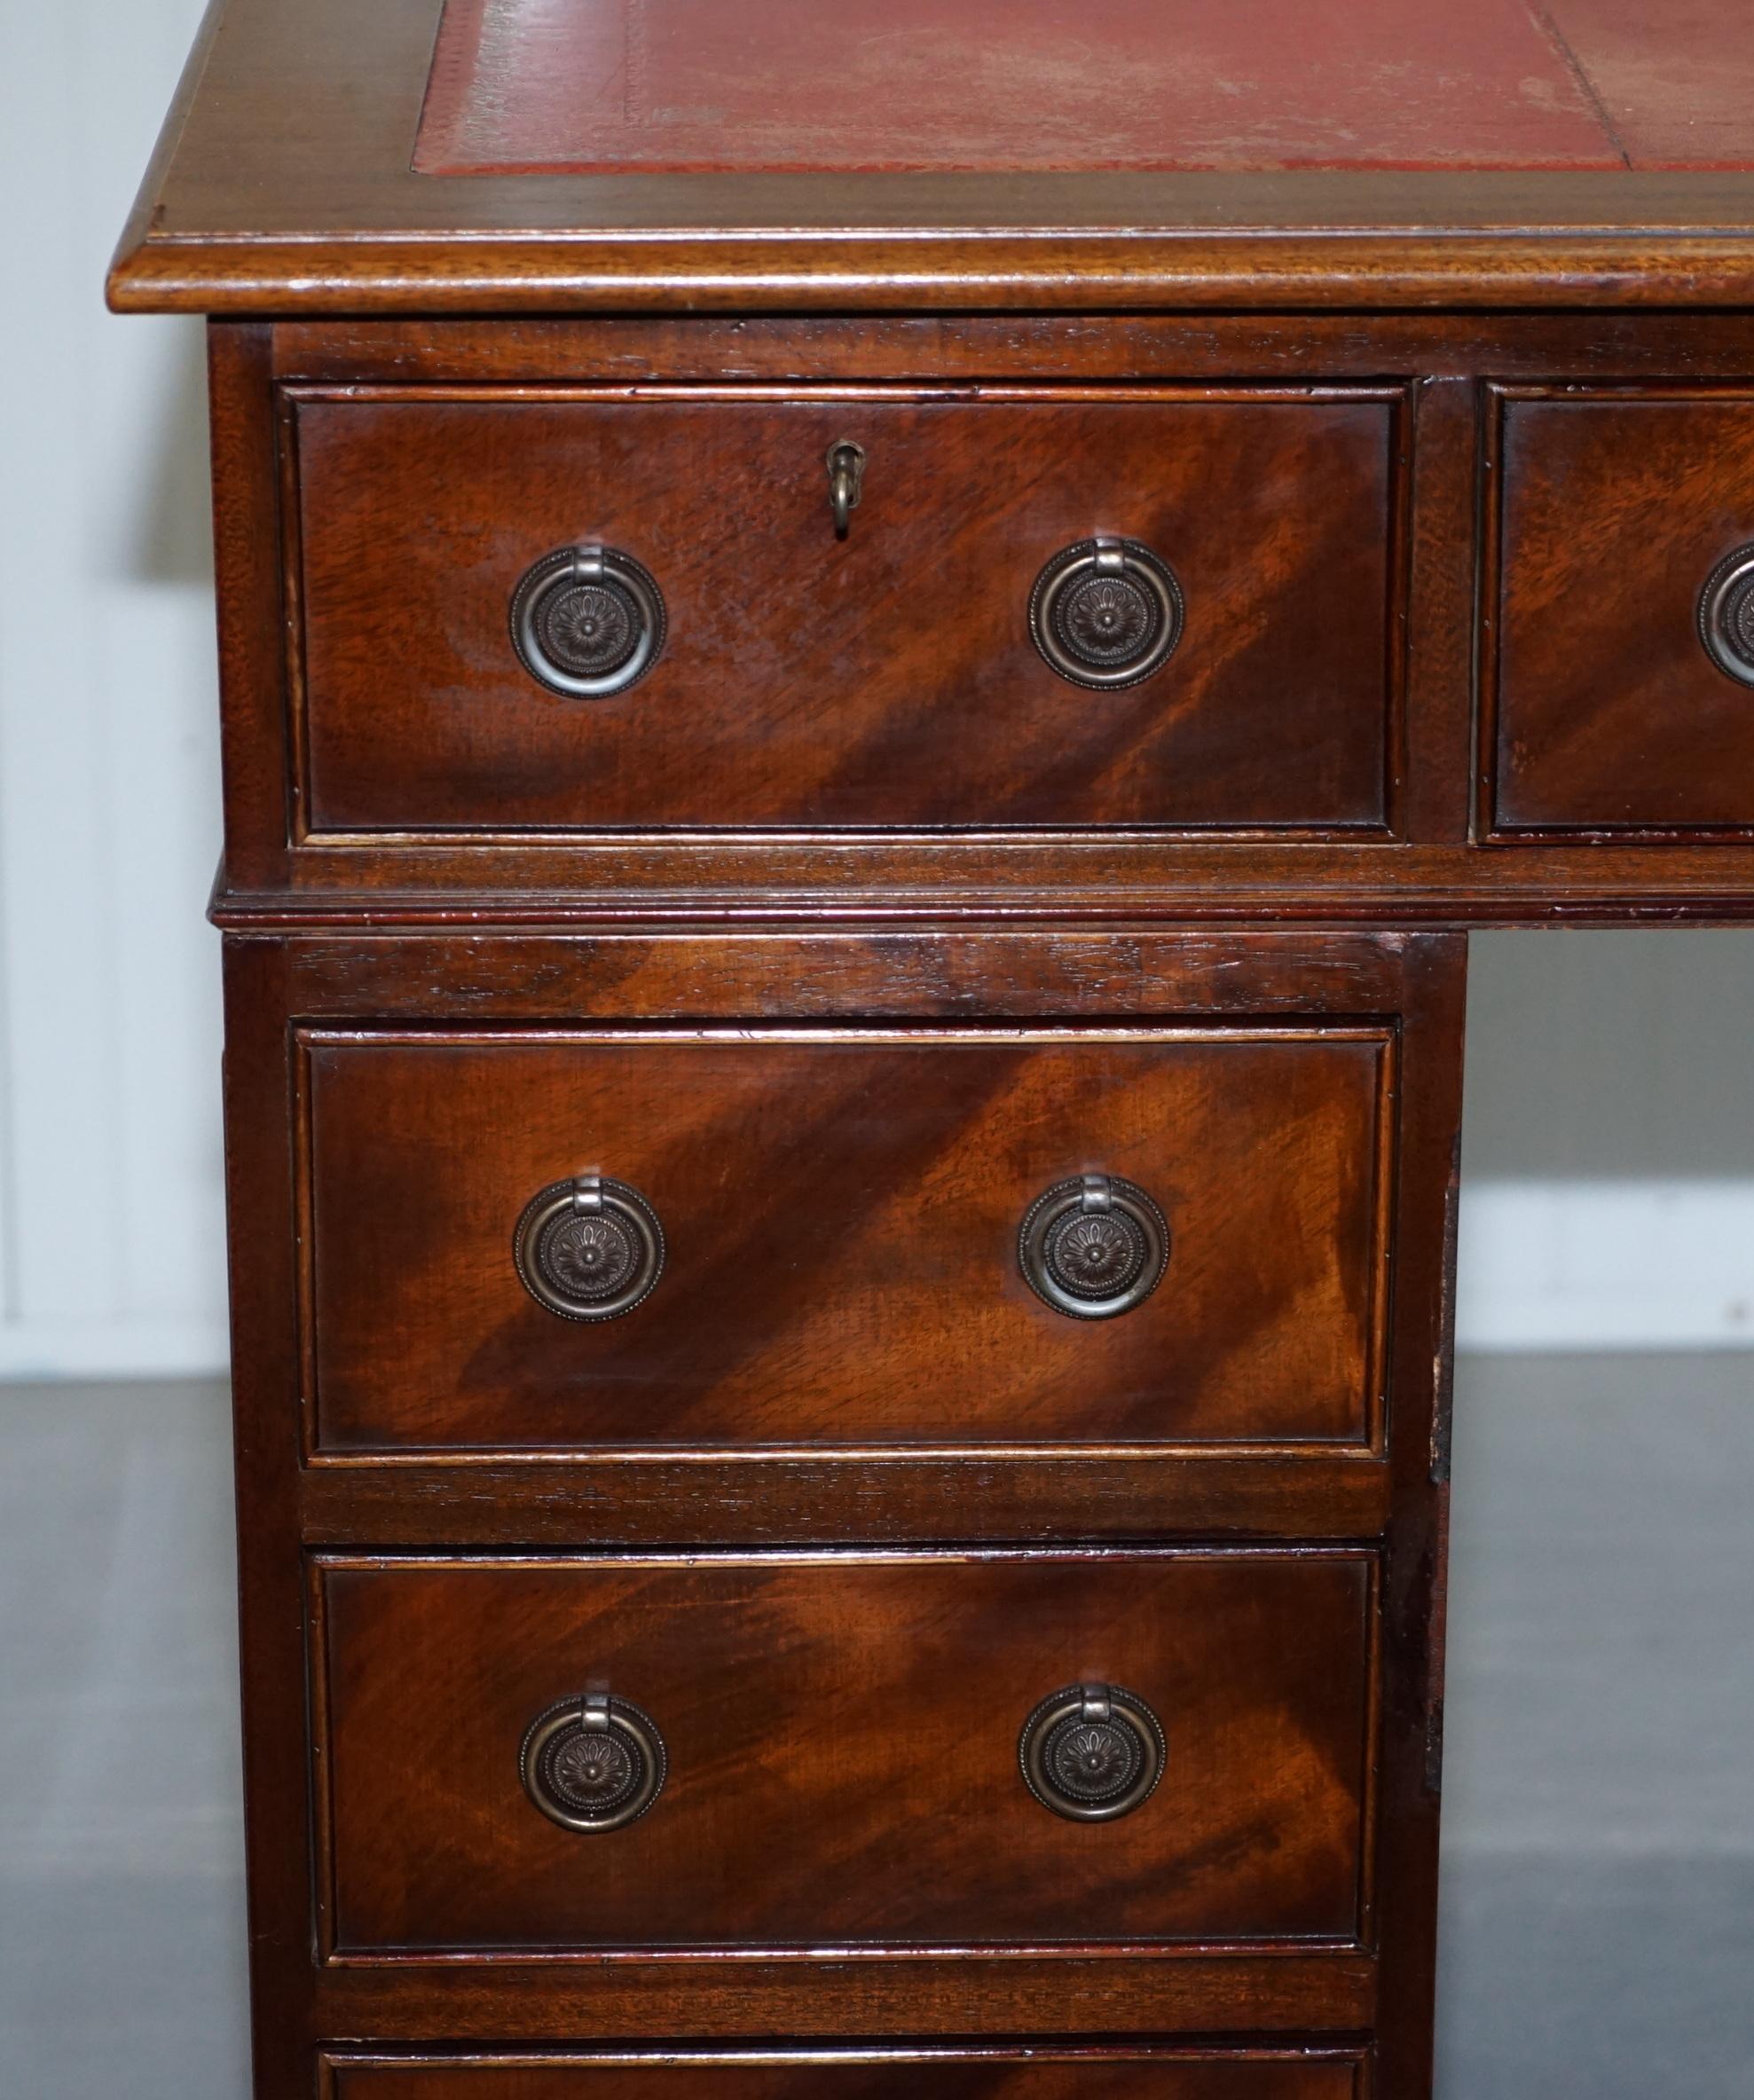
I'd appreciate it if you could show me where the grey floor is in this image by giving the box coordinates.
[2,1361,1750,2096]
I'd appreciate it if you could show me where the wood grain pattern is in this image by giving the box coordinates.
[291,390,1396,836]
[296,1451,1395,1549]
[302,1027,1389,1454]
[1352,930,1462,2100]
[209,325,290,893]
[216,851,1754,925]
[309,1954,1377,2047]
[220,942,312,2100]
[312,1550,1375,1955]
[266,311,1754,387]
[263,927,1454,1558]
[322,2046,1369,2099]
[275,924,1427,1023]
[1490,388,1754,834]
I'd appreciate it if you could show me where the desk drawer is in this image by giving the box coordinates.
[323,2048,1369,2098]
[312,1550,1373,1956]
[301,1026,1390,1454]
[1492,389,1754,834]
[289,390,1396,835]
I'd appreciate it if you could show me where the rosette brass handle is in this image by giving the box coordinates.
[1699,542,1754,687]
[1029,536,1184,688]
[1019,1172,1169,1320]
[510,544,666,696]
[521,1689,667,1833]
[1019,1682,1167,1822]
[513,1174,665,1321]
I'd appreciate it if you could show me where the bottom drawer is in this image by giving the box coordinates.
[323,2049,1369,2097]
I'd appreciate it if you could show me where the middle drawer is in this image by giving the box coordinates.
[312,1548,1374,1956]
[300,1025,1391,1453]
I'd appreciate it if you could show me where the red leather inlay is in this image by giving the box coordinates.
[413,0,1754,178]
[1546,0,1754,168]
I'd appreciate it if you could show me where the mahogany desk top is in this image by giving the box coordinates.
[111,0,1754,315]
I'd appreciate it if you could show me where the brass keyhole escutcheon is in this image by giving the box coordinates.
[827,440,867,538]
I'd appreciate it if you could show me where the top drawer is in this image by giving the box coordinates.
[287,390,1397,835]
[1491,389,1754,835]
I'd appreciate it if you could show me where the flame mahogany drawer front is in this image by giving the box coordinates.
[288,389,1399,836]
[311,1551,1374,1956]
[1491,389,1754,835]
[301,1025,1392,1454]
[320,2049,1370,2098]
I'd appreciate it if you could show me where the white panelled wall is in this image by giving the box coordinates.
[2,2,1752,1379]
[0,0,227,1377]
[1461,931,1754,1350]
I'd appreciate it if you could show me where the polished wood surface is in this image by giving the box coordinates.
[323,2048,1368,2098]
[271,929,1457,1555]
[106,0,1754,315]
[292,390,1395,835]
[1491,389,1754,834]
[314,1550,1374,1954]
[303,1027,1388,1452]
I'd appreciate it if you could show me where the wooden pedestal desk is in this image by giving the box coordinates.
[112,3,1754,2093]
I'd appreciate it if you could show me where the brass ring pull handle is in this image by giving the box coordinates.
[510,544,667,697]
[521,1689,667,1833]
[827,440,867,538]
[1018,1172,1169,1320]
[1019,1682,1167,1822]
[1029,536,1184,688]
[1699,543,1754,687]
[513,1174,665,1321]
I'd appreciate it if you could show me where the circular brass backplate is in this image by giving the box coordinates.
[520,1693,667,1833]
[1029,538,1184,688]
[1019,1683,1167,1822]
[1018,1175,1169,1320]
[513,1177,665,1321]
[1699,543,1754,688]
[510,545,667,697]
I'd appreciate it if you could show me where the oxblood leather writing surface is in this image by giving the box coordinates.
[415,0,1754,177]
